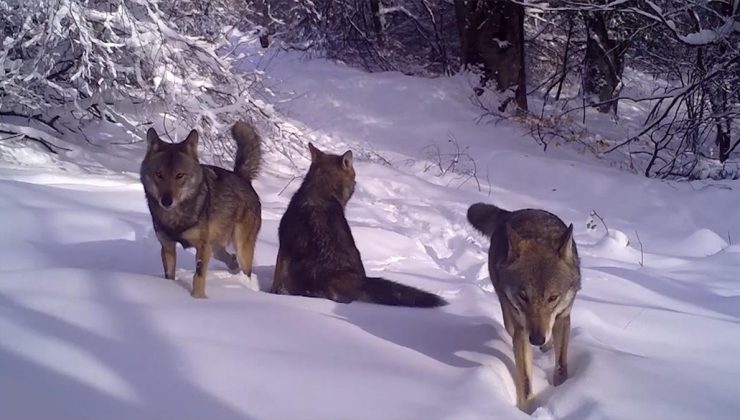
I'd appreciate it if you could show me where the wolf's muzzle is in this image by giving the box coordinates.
[160,193,173,208]
[529,332,546,346]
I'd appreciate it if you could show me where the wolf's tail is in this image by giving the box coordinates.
[231,121,262,182]
[467,202,510,238]
[359,277,447,307]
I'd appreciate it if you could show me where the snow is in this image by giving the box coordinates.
[2,43,740,419]
[666,17,736,46]
[678,28,719,45]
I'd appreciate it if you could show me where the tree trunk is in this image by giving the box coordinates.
[454,0,528,111]
[370,0,384,45]
[716,117,731,163]
[582,11,626,114]
[710,0,733,163]
[256,0,270,48]
[454,0,480,68]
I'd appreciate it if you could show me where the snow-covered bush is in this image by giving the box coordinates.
[0,0,266,156]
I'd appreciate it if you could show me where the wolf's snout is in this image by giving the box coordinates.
[160,193,173,208]
[529,332,546,346]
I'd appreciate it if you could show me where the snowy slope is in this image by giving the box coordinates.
[2,45,740,420]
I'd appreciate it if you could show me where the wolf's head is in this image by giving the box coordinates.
[500,224,580,346]
[140,128,204,210]
[304,143,356,206]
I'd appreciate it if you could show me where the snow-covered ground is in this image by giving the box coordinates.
[2,44,740,420]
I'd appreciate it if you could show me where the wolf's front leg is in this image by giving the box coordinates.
[497,292,516,338]
[192,243,212,299]
[553,314,571,386]
[157,233,177,280]
[513,327,533,412]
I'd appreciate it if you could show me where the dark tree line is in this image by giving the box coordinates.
[250,0,739,179]
[0,0,736,179]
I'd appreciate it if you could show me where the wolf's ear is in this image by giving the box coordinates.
[146,128,162,154]
[183,129,199,158]
[341,150,353,170]
[308,143,322,161]
[506,224,529,262]
[559,224,575,261]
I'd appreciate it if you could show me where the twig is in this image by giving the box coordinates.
[635,230,644,267]
[0,111,63,134]
[278,176,299,196]
[485,168,492,197]
[420,133,482,192]
[623,308,645,330]
[0,130,69,154]
[590,210,609,233]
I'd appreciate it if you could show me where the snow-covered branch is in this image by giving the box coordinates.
[0,0,270,155]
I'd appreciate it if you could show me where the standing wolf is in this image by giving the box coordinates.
[271,143,446,307]
[467,202,581,411]
[140,122,262,298]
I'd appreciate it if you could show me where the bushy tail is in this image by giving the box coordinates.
[359,277,447,307]
[467,202,510,238]
[231,121,262,181]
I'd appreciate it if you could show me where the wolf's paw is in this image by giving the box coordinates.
[164,272,175,280]
[225,256,240,274]
[190,289,208,299]
[517,397,536,414]
[553,367,568,386]
[539,341,553,353]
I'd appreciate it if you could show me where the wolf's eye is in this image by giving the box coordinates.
[548,294,559,303]
[154,171,163,179]
[519,290,529,303]
[175,173,185,179]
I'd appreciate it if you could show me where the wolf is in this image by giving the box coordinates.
[140,121,262,298]
[467,202,581,411]
[270,143,446,308]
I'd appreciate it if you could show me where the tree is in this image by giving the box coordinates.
[523,0,739,178]
[455,0,528,110]
[0,0,266,154]
[582,10,627,114]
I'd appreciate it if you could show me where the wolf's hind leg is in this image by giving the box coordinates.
[213,245,239,273]
[271,246,289,294]
[326,272,363,304]
[234,217,260,277]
